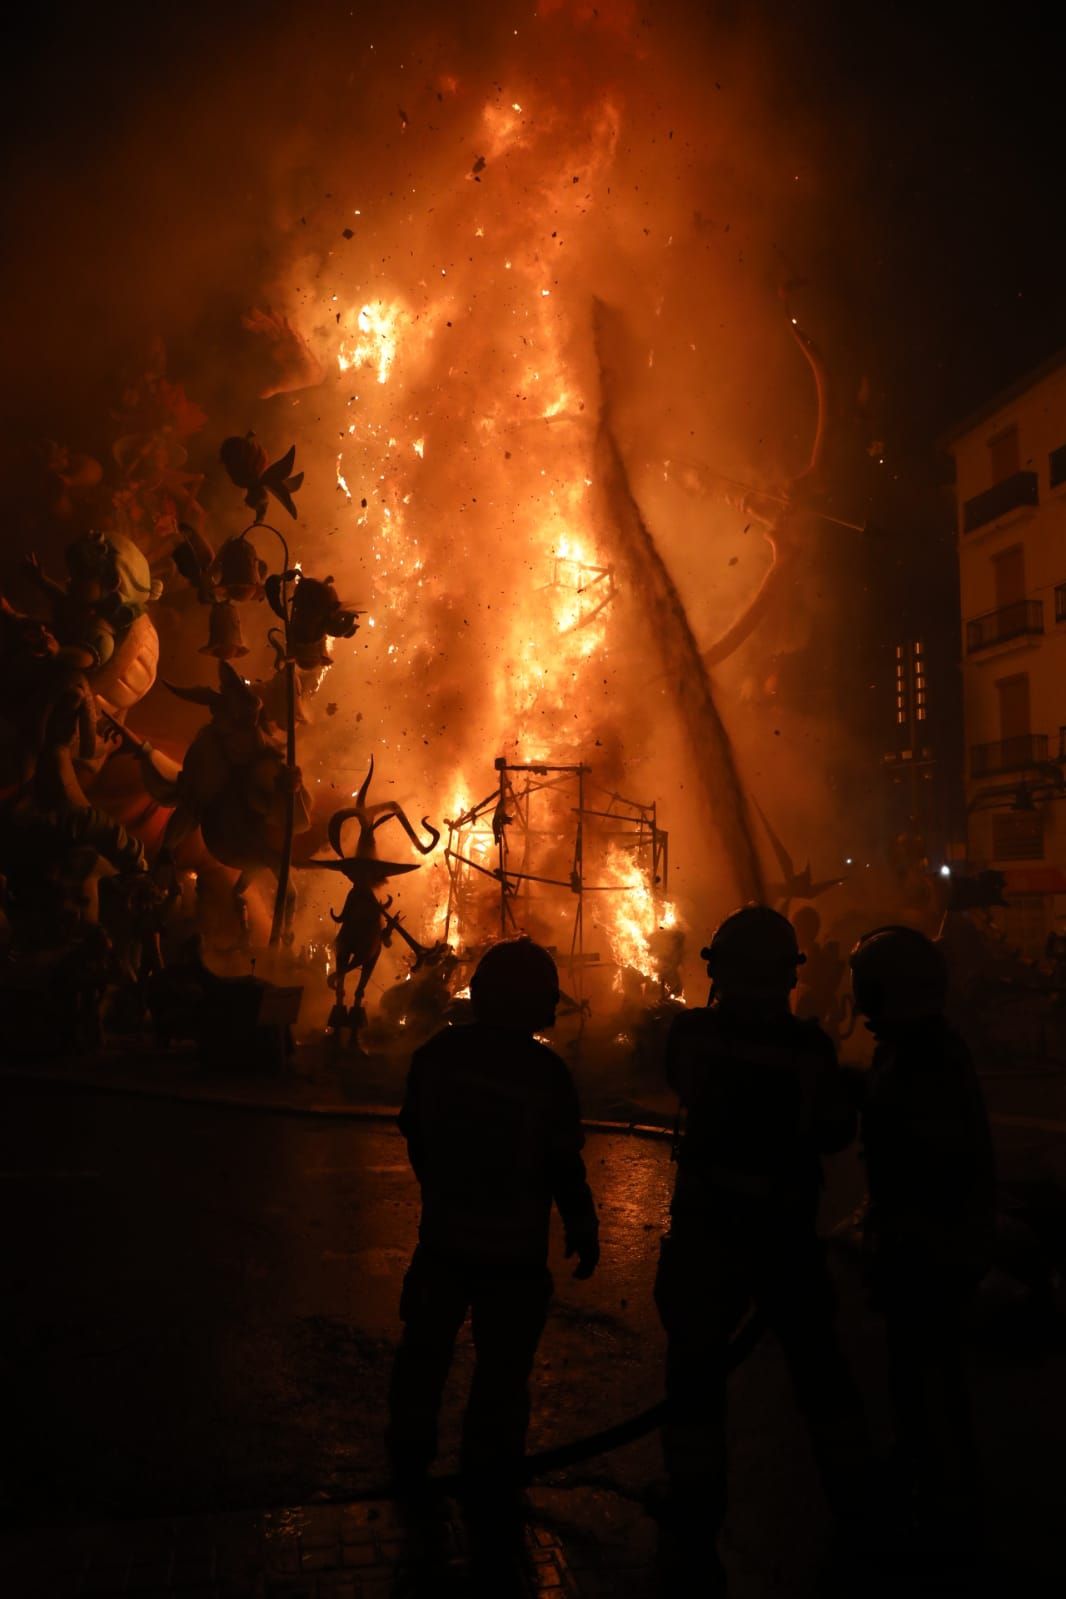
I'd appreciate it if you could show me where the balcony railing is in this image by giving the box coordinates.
[1050,444,1066,490]
[965,598,1044,653]
[1056,583,1066,623]
[971,733,1048,778]
[962,469,1039,533]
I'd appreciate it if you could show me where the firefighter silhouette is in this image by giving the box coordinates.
[654,906,870,1594]
[386,937,599,1586]
[849,926,996,1551]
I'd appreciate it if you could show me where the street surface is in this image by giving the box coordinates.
[1,1076,1064,1595]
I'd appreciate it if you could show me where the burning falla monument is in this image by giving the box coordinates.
[0,3,874,1049]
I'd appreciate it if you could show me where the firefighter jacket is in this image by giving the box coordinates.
[398,1022,598,1268]
[666,1005,856,1224]
[861,1016,995,1281]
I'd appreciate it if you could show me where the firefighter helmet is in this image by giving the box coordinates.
[849,925,948,1024]
[470,937,560,1029]
[700,904,806,994]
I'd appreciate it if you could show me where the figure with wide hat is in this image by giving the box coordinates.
[299,756,443,1049]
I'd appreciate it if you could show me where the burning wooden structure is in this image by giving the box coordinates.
[0,6,872,1047]
[442,757,672,1005]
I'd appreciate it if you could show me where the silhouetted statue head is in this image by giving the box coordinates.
[701,904,805,1002]
[470,937,560,1032]
[849,925,948,1034]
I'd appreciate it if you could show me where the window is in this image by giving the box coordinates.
[913,638,927,722]
[988,424,1020,484]
[895,643,905,726]
[996,673,1031,741]
[992,544,1026,610]
[992,811,1044,861]
[893,637,929,731]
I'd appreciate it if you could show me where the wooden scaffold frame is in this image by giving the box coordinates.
[442,757,668,1007]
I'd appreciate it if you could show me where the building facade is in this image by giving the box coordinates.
[881,632,945,867]
[944,352,1066,954]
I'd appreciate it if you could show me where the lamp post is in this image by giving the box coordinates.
[215,433,359,952]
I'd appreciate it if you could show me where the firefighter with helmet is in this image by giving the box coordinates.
[849,925,995,1551]
[386,937,599,1590]
[655,904,871,1594]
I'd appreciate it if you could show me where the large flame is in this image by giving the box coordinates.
[594,844,677,981]
[293,86,668,995]
[337,299,407,384]
[270,45,809,1009]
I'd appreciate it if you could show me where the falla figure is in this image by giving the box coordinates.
[297,758,442,1049]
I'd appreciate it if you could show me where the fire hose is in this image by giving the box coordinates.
[340,1306,766,1504]
[9,1075,769,1503]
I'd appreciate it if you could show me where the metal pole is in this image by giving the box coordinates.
[575,767,585,1003]
[495,757,507,939]
[443,821,457,947]
[235,519,293,952]
[270,649,297,947]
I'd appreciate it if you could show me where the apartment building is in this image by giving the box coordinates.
[943,351,1066,954]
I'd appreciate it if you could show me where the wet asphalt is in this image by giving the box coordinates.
[0,1082,676,1518]
[2,1078,1064,1597]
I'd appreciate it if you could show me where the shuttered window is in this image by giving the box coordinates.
[992,811,1045,861]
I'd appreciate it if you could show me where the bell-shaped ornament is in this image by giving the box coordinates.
[199,599,249,659]
[211,536,265,603]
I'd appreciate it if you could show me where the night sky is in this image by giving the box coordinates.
[4,1,1063,457]
[773,1,1066,451]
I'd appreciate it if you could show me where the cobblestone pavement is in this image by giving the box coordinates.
[1,1498,581,1597]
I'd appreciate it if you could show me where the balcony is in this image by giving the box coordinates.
[965,598,1044,653]
[1056,583,1066,623]
[971,733,1048,778]
[962,470,1038,533]
[1051,444,1066,490]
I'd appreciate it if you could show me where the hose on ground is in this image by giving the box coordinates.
[342,1307,765,1503]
